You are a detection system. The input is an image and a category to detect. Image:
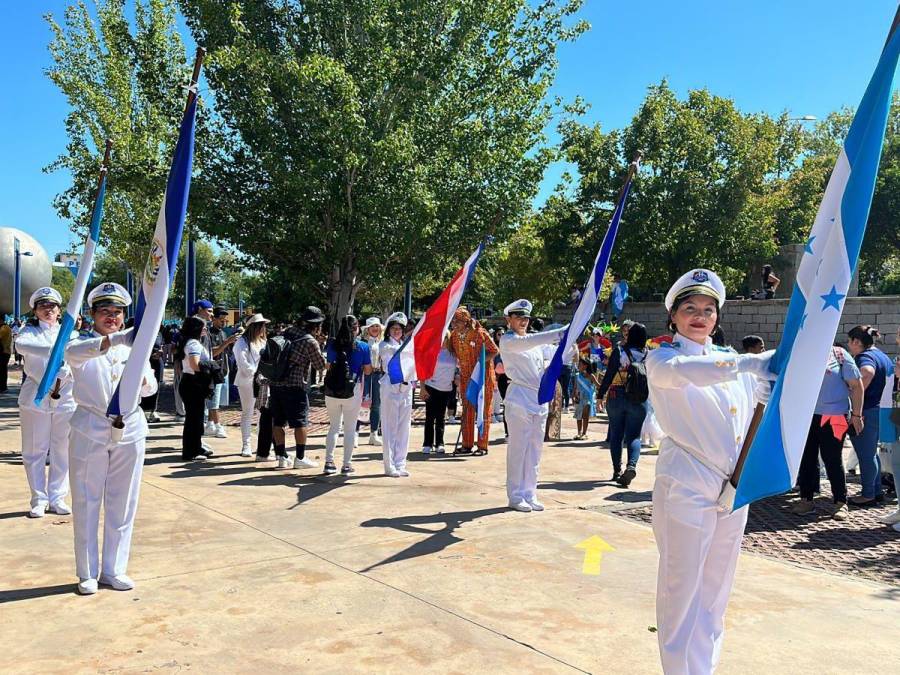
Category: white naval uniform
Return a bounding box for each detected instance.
[15,321,77,509]
[646,334,771,675]
[379,338,413,474]
[233,337,262,450]
[499,327,566,505]
[65,332,157,582]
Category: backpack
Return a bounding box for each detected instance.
[257,335,287,381]
[623,348,649,403]
[323,344,358,399]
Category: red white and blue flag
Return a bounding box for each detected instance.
[388,241,485,384]
[465,344,487,438]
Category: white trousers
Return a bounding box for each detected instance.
[381,391,412,473]
[237,381,256,448]
[652,444,748,675]
[505,405,547,503]
[69,432,145,580]
[325,395,362,466]
[20,407,73,507]
[173,363,185,416]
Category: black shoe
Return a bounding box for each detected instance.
[202,448,214,457]
[618,467,636,488]
[611,470,621,482]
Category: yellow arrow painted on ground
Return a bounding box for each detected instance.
[575,535,615,575]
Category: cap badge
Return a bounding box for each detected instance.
[691,270,709,283]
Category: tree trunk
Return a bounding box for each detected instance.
[329,259,358,335]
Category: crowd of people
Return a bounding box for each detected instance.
[4,268,899,673]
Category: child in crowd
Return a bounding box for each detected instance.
[572,357,599,440]
[742,335,765,354]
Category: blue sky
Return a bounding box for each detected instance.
[2,0,898,259]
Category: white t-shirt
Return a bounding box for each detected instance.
[425,348,457,392]
[182,338,208,374]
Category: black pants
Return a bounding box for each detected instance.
[255,406,286,458]
[424,385,451,448]
[0,351,9,391]
[179,374,208,459]
[559,366,572,408]
[798,414,848,502]
[447,382,458,417]
[497,374,510,436]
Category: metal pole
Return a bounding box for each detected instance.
[13,237,21,320]
[125,268,135,320]
[403,279,412,318]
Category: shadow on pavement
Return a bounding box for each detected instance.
[0,584,75,603]
[0,510,31,520]
[220,471,386,507]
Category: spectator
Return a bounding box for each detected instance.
[761,264,780,299]
[711,326,728,347]
[741,335,765,354]
[233,314,270,457]
[791,345,863,520]
[268,307,327,470]
[421,335,457,455]
[360,317,384,446]
[847,325,895,505]
[610,274,629,320]
[140,325,165,423]
[572,356,599,440]
[205,306,239,439]
[568,284,582,307]
[323,315,372,475]
[0,319,11,392]
[176,316,213,462]
[598,322,649,487]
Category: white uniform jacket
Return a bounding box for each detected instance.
[65,333,158,444]
[646,334,770,478]
[499,327,567,415]
[15,321,76,413]
[233,337,261,388]
[379,339,413,395]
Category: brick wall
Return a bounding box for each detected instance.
[554,296,900,358]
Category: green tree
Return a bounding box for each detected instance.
[51,266,76,304]
[180,0,587,320]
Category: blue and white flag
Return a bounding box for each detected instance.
[732,22,900,510]
[539,167,637,404]
[107,97,197,418]
[466,344,486,438]
[34,159,108,405]
[611,279,628,316]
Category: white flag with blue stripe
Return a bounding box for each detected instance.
[466,344,486,438]
[107,97,198,418]
[733,18,900,510]
[34,149,109,405]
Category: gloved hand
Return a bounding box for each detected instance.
[755,379,773,405]
[736,350,778,380]
[108,327,135,348]
[717,480,737,513]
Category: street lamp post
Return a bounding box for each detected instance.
[13,237,34,320]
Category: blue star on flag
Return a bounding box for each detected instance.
[820,285,846,311]
[804,236,816,255]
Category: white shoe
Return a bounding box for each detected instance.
[201,441,213,452]
[99,573,135,591]
[204,422,217,437]
[509,500,532,512]
[527,500,545,512]
[397,467,410,477]
[77,578,98,595]
[148,412,161,423]
[386,468,401,477]
[293,457,318,469]
[422,446,432,455]
[28,502,48,518]
[435,445,446,455]
[215,424,228,439]
[50,501,71,515]
[879,510,900,525]
[276,457,291,469]
[240,446,253,457]
[370,433,382,446]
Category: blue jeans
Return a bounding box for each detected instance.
[559,366,573,408]
[606,392,648,472]
[850,407,882,498]
[358,372,382,433]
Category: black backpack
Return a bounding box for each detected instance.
[257,335,287,381]
[323,345,358,399]
[623,348,649,403]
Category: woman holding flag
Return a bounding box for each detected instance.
[380,312,413,477]
[15,287,77,518]
[65,283,157,595]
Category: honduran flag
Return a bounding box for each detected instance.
[34,150,109,405]
[387,241,486,384]
[539,163,637,404]
[879,370,897,443]
[466,344,487,438]
[108,97,197,418]
[730,15,900,510]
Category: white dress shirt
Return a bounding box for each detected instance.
[15,321,76,413]
[499,327,567,415]
[233,337,262,387]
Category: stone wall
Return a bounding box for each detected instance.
[554,296,900,358]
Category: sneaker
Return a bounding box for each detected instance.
[323,461,338,475]
[204,422,217,437]
[201,441,213,453]
[77,578,98,595]
[831,502,849,521]
[50,501,71,516]
[240,446,253,458]
[276,456,291,469]
[369,433,382,447]
[148,412,161,423]
[434,445,446,455]
[255,454,273,462]
[618,468,636,488]
[878,510,900,525]
[422,446,432,455]
[201,447,214,458]
[527,500,545,512]
[341,464,355,475]
[386,468,401,477]
[790,499,815,515]
[28,502,48,519]
[99,573,135,591]
[215,424,228,439]
[509,499,532,512]
[293,457,318,470]
[447,416,458,424]
[397,467,410,477]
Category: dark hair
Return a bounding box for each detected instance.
[742,335,764,352]
[848,324,880,348]
[624,322,648,351]
[335,315,358,351]
[531,317,544,332]
[243,321,267,346]
[711,326,727,347]
[762,264,772,276]
[175,316,205,361]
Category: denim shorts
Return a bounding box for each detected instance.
[269,386,310,429]
[206,382,227,410]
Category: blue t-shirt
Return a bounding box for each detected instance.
[855,347,893,411]
[326,339,371,378]
[814,348,861,415]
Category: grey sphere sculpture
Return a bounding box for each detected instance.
[0,227,53,316]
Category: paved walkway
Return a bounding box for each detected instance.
[1,369,898,673]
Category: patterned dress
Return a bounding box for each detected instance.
[448,326,498,450]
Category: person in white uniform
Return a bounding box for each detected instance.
[498,299,567,512]
[15,287,77,518]
[646,269,775,674]
[233,313,270,457]
[65,283,157,595]
[379,312,414,477]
